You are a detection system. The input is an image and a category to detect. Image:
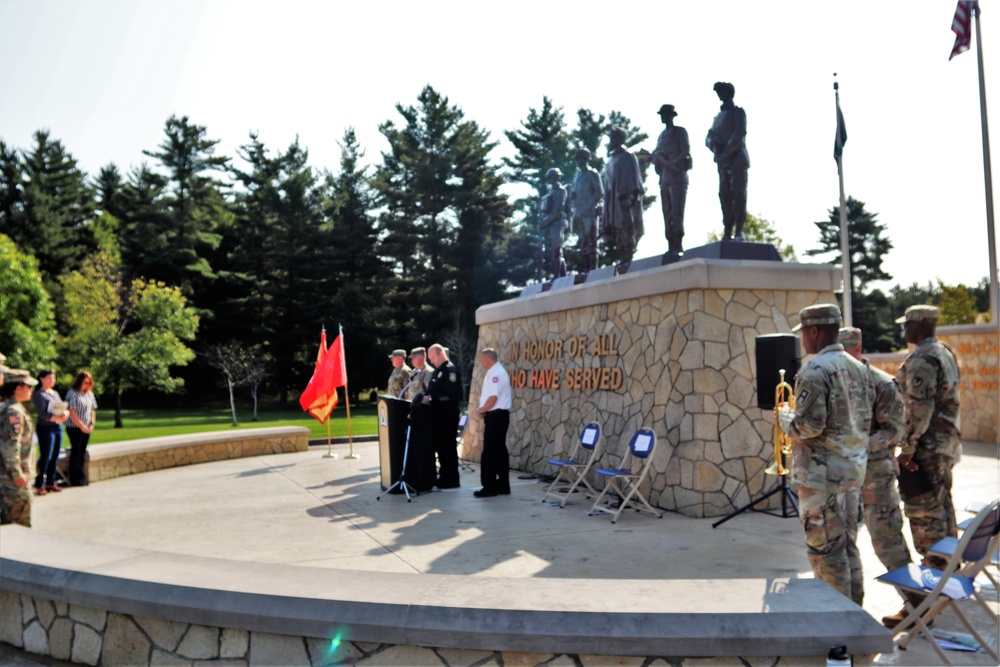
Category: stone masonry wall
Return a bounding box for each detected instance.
[88,432,309,483]
[466,286,836,519]
[0,589,827,666]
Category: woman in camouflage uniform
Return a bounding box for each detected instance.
[0,370,39,527]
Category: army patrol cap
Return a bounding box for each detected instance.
[895,304,940,324]
[409,347,426,358]
[792,303,842,331]
[3,369,38,387]
[838,327,862,348]
[387,349,406,359]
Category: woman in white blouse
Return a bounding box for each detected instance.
[65,371,97,487]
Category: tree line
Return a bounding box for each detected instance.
[1,85,990,421]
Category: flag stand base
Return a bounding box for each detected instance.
[323,453,339,459]
[346,453,361,459]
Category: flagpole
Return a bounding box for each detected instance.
[341,325,359,459]
[324,420,337,459]
[972,4,998,323]
[835,77,853,326]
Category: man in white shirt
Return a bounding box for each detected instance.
[474,348,512,498]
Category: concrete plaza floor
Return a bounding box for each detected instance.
[10,438,1000,665]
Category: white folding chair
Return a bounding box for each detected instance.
[542,423,602,508]
[587,428,662,523]
[875,498,1000,665]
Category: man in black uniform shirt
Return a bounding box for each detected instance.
[423,343,462,488]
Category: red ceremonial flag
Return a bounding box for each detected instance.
[950,1,975,60]
[299,329,345,424]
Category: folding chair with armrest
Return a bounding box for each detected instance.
[542,422,602,508]
[587,428,662,523]
[875,498,1000,666]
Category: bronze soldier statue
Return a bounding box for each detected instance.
[570,149,603,272]
[705,82,749,241]
[538,168,568,279]
[640,104,691,255]
[602,127,644,270]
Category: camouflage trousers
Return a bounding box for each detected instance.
[902,449,957,565]
[861,456,912,572]
[798,487,863,604]
[0,480,32,527]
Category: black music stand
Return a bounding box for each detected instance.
[711,452,798,528]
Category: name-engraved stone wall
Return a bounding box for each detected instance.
[465,258,841,518]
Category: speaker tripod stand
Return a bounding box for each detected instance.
[711,453,798,528]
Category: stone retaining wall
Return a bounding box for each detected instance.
[467,258,841,518]
[84,427,311,482]
[0,591,863,667]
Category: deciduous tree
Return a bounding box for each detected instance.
[0,233,56,370]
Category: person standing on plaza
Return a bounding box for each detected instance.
[779,304,872,604]
[894,305,961,567]
[423,343,462,488]
[473,349,512,498]
[386,349,411,398]
[65,370,98,487]
[404,347,432,401]
[839,328,913,583]
[32,369,67,495]
[1,370,39,527]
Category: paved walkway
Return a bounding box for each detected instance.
[13,439,1000,665]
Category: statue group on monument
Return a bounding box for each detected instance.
[539,81,749,279]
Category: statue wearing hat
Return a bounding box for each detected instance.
[639,105,691,255]
[601,126,645,270]
[705,82,750,241]
[386,349,411,398]
[570,148,604,272]
[1,369,40,527]
[538,167,568,279]
[893,304,961,572]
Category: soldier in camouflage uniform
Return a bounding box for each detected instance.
[404,347,432,401]
[895,305,961,566]
[779,305,873,604]
[1,370,39,527]
[386,349,411,398]
[839,328,912,574]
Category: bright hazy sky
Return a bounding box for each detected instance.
[1,0,997,293]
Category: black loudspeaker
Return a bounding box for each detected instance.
[755,334,801,410]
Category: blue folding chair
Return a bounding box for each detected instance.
[542,422,602,508]
[587,428,662,523]
[875,498,1000,665]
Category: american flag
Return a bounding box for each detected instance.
[950,1,976,60]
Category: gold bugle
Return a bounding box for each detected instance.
[767,369,795,476]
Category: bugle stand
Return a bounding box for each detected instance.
[712,369,799,528]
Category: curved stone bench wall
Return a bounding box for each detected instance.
[82,427,310,482]
[0,527,890,666]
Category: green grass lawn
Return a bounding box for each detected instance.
[87,404,379,444]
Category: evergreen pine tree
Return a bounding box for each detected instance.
[1,131,95,283]
[373,85,521,354]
